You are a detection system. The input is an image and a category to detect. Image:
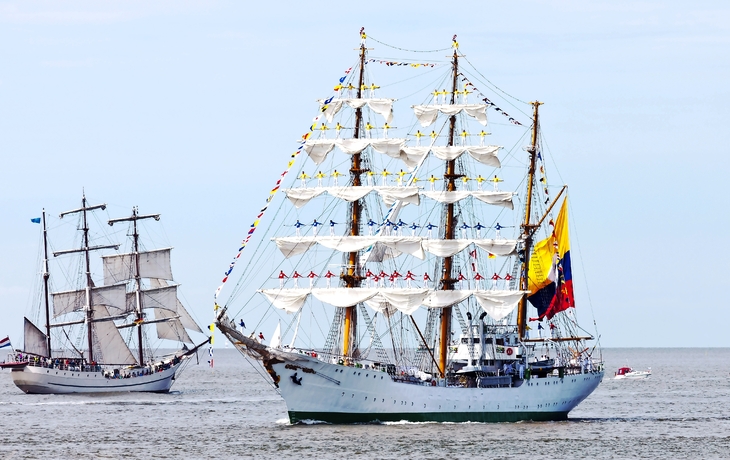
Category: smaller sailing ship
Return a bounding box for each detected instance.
[0,194,209,394]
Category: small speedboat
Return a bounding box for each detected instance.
[614,366,651,379]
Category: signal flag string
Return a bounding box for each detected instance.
[213,66,354,303]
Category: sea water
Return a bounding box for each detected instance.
[1,348,728,459]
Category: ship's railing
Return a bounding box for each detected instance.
[15,353,185,377]
[15,354,102,372]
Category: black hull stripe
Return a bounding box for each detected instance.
[289,410,569,424]
[44,374,173,389]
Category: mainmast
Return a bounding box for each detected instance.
[108,208,161,366]
[56,194,117,363]
[341,28,368,359]
[41,209,51,357]
[517,101,543,339]
[437,36,461,378]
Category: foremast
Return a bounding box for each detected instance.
[56,194,118,363]
[517,101,543,340]
[41,209,52,357]
[341,29,369,359]
[437,36,461,378]
[108,208,161,366]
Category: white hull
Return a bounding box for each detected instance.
[268,350,604,423]
[614,372,651,380]
[8,363,180,394]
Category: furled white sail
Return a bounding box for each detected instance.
[274,236,516,259]
[472,239,518,256]
[320,98,395,123]
[421,190,471,204]
[431,146,469,161]
[24,317,48,357]
[153,307,193,344]
[261,289,310,313]
[260,287,525,319]
[284,186,419,209]
[102,248,173,285]
[421,190,514,208]
[465,146,502,167]
[302,137,499,169]
[325,186,373,202]
[127,285,179,313]
[471,191,514,208]
[92,304,137,365]
[303,138,407,165]
[397,147,430,168]
[336,138,371,155]
[398,145,501,168]
[378,186,421,206]
[274,236,425,260]
[311,288,379,307]
[52,284,128,318]
[302,139,336,164]
[364,289,430,315]
[284,188,327,208]
[421,239,518,257]
[412,104,488,127]
[421,239,472,257]
[422,290,472,308]
[370,139,409,158]
[472,291,524,321]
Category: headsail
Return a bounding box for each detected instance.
[23,317,48,357]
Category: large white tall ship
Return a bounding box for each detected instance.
[1,195,209,394]
[215,30,603,423]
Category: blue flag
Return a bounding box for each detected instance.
[30,217,41,224]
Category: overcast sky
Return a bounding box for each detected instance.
[1,1,728,348]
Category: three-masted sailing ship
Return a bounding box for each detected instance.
[1,194,209,394]
[215,31,604,423]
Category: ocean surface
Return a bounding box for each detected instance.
[1,348,729,459]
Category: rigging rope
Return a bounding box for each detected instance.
[461,54,531,107]
[367,35,452,53]
[213,67,356,302]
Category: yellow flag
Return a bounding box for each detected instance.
[528,198,570,293]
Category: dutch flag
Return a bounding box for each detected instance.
[0,336,11,349]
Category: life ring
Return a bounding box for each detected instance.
[506,347,513,356]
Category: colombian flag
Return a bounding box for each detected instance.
[527,198,574,320]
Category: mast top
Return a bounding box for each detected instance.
[108,207,160,226]
[59,200,106,218]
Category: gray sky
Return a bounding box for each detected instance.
[1,1,728,348]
